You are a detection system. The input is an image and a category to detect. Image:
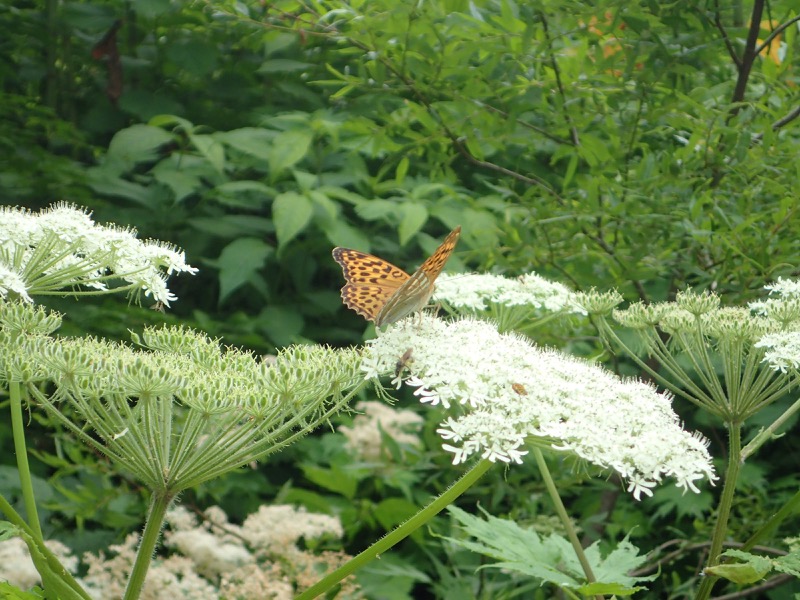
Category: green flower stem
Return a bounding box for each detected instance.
[296,458,494,600]
[694,422,742,600]
[741,395,800,461]
[124,492,175,600]
[532,448,598,591]
[740,488,800,552]
[0,495,92,600]
[596,319,713,409]
[9,380,43,541]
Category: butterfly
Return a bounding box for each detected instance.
[332,226,461,327]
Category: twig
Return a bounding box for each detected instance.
[712,0,742,68]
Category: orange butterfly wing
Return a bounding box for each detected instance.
[331,248,410,321]
[332,226,461,326]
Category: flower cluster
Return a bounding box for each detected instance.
[435,272,584,314]
[339,400,423,461]
[0,203,197,305]
[749,277,800,372]
[78,504,358,599]
[0,303,365,494]
[362,315,717,499]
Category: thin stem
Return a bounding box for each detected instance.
[741,395,800,460]
[533,448,601,599]
[296,459,494,600]
[694,423,743,600]
[9,381,43,541]
[0,494,92,599]
[123,492,175,600]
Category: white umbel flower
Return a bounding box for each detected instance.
[0,203,197,305]
[363,315,717,500]
[435,272,584,314]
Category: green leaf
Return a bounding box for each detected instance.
[774,550,800,578]
[213,181,275,209]
[0,581,45,599]
[300,464,358,498]
[273,191,313,250]
[106,125,174,171]
[398,204,428,245]
[445,506,653,593]
[217,128,274,161]
[268,129,313,176]
[254,305,305,346]
[189,133,225,173]
[208,238,273,304]
[257,59,315,73]
[395,157,409,184]
[706,549,772,584]
[374,497,419,531]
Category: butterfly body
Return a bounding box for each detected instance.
[332,226,461,326]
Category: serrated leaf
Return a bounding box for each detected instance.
[774,551,800,578]
[707,549,772,584]
[445,506,653,593]
[273,191,313,250]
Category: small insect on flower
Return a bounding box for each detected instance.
[511,383,527,395]
[395,348,414,378]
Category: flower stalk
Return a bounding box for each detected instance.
[296,458,494,600]
[533,448,598,588]
[577,288,800,599]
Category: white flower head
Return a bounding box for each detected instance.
[363,315,717,499]
[435,272,585,315]
[0,203,197,305]
[750,278,800,371]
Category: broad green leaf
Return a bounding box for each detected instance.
[189,133,225,172]
[254,305,305,346]
[300,465,357,498]
[268,129,313,176]
[209,238,272,304]
[355,199,396,221]
[187,216,271,238]
[322,220,371,251]
[214,181,275,209]
[273,191,313,250]
[398,204,428,245]
[106,125,173,170]
[374,498,419,531]
[217,128,275,161]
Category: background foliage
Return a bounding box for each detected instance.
[1,0,799,597]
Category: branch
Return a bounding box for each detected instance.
[728,0,766,117]
[712,574,794,600]
[712,0,742,68]
[754,15,800,56]
[540,11,580,146]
